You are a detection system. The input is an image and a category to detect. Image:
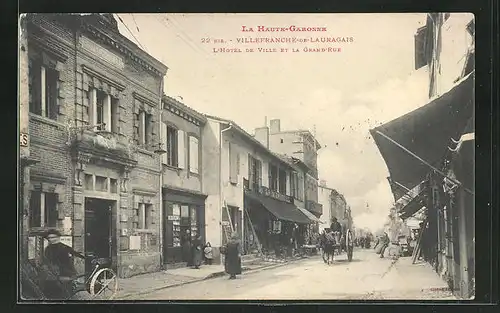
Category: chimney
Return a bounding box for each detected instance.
[319,180,327,187]
[270,119,281,134]
[254,127,269,148]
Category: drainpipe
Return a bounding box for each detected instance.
[158,80,164,267]
[219,124,233,249]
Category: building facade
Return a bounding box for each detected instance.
[266,119,323,218]
[372,13,474,299]
[202,116,316,261]
[160,96,207,267]
[317,181,333,232]
[23,13,168,278]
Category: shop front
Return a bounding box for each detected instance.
[243,185,313,257]
[162,187,207,267]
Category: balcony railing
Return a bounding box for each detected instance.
[306,200,323,215]
[71,130,137,162]
[243,178,293,204]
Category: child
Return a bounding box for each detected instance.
[204,242,213,265]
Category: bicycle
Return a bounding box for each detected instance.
[22,252,118,300]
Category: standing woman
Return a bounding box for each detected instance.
[191,234,203,269]
[224,233,242,279]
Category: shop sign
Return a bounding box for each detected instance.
[20,133,29,147]
[168,215,180,221]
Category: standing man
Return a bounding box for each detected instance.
[378,232,390,258]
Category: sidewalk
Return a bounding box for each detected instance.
[372,256,458,300]
[115,256,311,300]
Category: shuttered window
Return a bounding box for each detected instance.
[189,136,199,174]
[161,122,168,164]
[229,142,238,184]
[166,125,178,167]
[177,130,186,169]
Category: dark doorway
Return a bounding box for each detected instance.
[84,198,115,273]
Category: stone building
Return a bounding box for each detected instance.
[159,95,207,267]
[23,13,168,278]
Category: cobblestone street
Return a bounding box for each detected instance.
[131,248,456,300]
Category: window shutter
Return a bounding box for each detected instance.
[189,136,199,174]
[229,142,237,184]
[414,25,428,70]
[161,122,168,164]
[177,130,185,169]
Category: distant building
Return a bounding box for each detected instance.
[264,119,323,218]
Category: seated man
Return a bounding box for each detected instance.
[330,217,342,234]
[42,229,86,299]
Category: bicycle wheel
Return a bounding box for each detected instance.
[89,268,118,300]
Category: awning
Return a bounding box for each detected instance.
[245,191,312,224]
[398,187,428,220]
[298,207,323,223]
[370,72,474,200]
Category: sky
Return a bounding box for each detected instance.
[116,13,472,232]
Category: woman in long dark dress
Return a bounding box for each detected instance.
[224,233,242,279]
[191,234,203,269]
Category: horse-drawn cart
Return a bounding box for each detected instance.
[321,228,354,264]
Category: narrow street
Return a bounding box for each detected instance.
[134,249,455,300]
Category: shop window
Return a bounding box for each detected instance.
[84,174,93,190]
[110,178,118,193]
[95,176,108,192]
[29,191,58,228]
[28,60,59,120]
[180,205,189,218]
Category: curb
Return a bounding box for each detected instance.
[116,256,312,300]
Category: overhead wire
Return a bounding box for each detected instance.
[114,14,148,52]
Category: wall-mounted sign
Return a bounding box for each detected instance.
[129,235,141,250]
[168,215,180,221]
[20,133,29,147]
[221,221,230,226]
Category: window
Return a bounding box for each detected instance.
[268,164,278,191]
[248,155,262,190]
[84,174,93,190]
[89,88,118,132]
[166,125,178,167]
[29,191,58,228]
[229,142,238,184]
[189,136,199,174]
[139,203,153,229]
[29,60,59,120]
[298,173,304,201]
[278,168,287,194]
[110,179,118,193]
[95,176,108,192]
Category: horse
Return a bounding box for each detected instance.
[322,231,342,265]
